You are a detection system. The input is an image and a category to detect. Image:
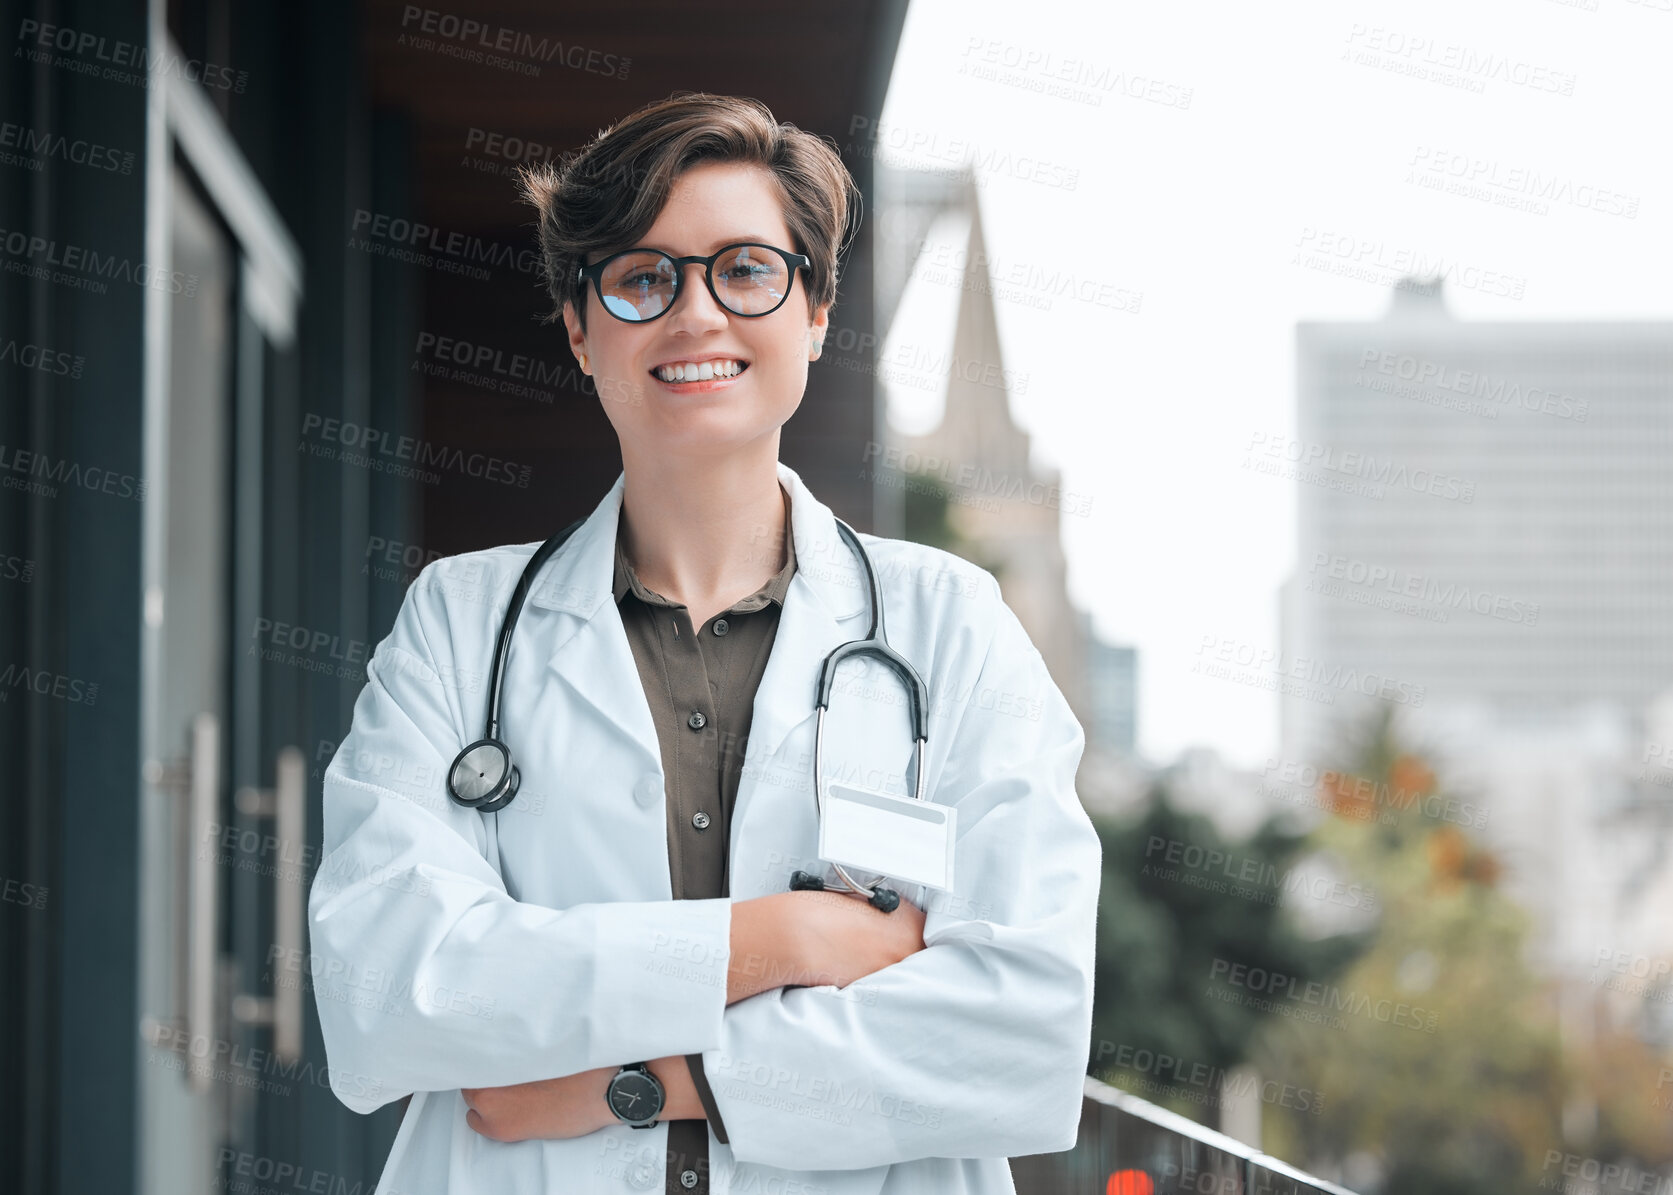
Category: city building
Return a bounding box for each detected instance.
[871,165,1142,784]
[1083,610,1139,757]
[1286,282,1673,1054]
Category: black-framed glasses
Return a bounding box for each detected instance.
[576,242,811,323]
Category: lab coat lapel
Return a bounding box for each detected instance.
[520,464,870,815]
[734,465,869,829]
[523,473,663,773]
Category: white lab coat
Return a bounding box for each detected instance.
[308,461,1101,1195]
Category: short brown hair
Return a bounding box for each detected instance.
[519,92,860,333]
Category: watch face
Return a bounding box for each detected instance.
[608,1069,663,1122]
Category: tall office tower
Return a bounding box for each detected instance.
[1285,283,1673,1010]
[1080,609,1138,758]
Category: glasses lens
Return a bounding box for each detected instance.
[712,245,791,316]
[598,251,677,321]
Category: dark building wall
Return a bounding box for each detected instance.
[0,0,150,1190]
[0,2,906,1192]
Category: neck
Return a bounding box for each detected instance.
[617,439,789,614]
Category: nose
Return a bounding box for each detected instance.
[664,261,730,332]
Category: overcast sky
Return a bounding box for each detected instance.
[875,0,1673,769]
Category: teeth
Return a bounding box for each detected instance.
[655,359,746,382]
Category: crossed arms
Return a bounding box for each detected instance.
[458,888,928,1141]
[308,575,1097,1170]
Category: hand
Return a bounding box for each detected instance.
[787,886,927,990]
[461,1066,616,1142]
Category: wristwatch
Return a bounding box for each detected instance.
[605,1061,665,1129]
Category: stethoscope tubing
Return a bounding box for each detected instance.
[813,703,928,906]
[447,511,933,911]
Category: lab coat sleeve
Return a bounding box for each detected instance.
[701,593,1100,1168]
[307,570,731,1115]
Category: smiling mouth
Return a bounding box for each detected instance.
[650,360,750,384]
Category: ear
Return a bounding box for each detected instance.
[562,300,588,372]
[807,301,831,361]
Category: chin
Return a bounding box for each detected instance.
[637,419,782,460]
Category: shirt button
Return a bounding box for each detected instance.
[680,1170,698,1190]
[687,710,707,731]
[692,811,711,831]
[712,618,729,636]
[626,1152,658,1191]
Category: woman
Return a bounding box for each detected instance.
[308,93,1101,1195]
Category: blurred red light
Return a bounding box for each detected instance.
[1107,1169,1155,1195]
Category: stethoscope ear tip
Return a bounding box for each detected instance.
[788,869,900,914]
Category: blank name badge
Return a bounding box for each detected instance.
[817,783,956,892]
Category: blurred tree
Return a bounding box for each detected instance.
[1576,1024,1673,1180]
[1087,772,1370,1126]
[898,470,1005,584]
[900,467,1671,1184]
[1256,706,1574,1194]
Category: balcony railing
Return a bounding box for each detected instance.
[1009,1075,1361,1195]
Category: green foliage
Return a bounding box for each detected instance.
[1255,707,1571,1193]
[1085,701,1673,1194]
[1088,780,1370,1123]
[899,470,1005,584]
[901,471,959,554]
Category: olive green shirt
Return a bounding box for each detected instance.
[612,501,796,1195]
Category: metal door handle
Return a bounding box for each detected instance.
[139,712,221,1093]
[230,746,306,1061]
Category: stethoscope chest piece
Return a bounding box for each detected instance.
[449,738,520,813]
[444,519,583,818]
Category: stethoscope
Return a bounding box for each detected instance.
[446,515,929,913]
